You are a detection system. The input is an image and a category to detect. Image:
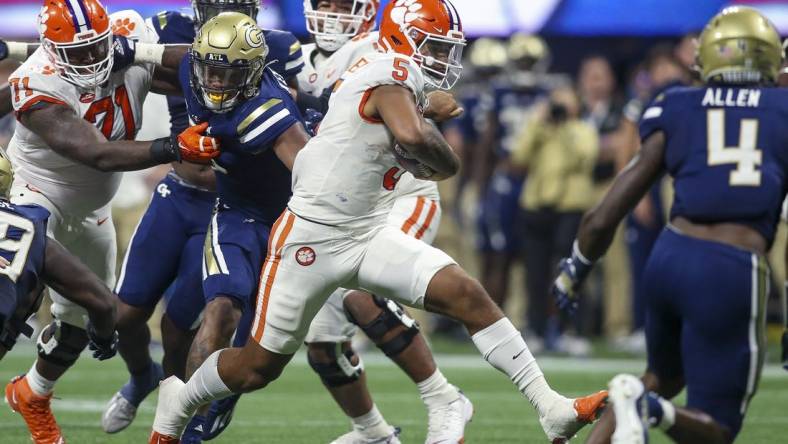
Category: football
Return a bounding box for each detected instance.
[393,143,436,179]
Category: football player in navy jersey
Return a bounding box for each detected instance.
[174,13,308,443]
[553,7,786,443]
[0,147,120,441]
[102,0,305,438]
[476,34,565,311]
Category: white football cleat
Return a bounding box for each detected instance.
[102,391,138,433]
[150,376,191,440]
[330,426,401,444]
[538,390,608,444]
[425,391,474,444]
[609,374,648,444]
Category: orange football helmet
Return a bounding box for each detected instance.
[304,0,379,52]
[37,0,113,89]
[378,0,466,90]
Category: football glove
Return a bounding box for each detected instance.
[552,241,594,315]
[87,322,118,361]
[177,122,221,164]
[111,35,136,73]
[303,108,324,137]
[0,39,7,62]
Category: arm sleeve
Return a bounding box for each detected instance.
[638,92,669,142]
[232,96,300,154]
[282,36,305,80]
[264,30,305,81]
[146,11,195,44]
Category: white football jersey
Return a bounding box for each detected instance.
[289,50,432,228]
[6,10,157,214]
[298,32,439,203]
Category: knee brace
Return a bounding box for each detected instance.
[352,296,420,357]
[36,320,89,367]
[307,343,364,387]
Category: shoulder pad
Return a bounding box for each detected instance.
[9,54,73,114]
[148,10,196,44]
[110,10,158,43]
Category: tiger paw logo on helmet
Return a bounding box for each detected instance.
[391,0,423,26]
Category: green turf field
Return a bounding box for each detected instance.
[1,346,786,443]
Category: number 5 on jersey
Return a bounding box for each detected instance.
[707,109,761,186]
[392,59,410,82]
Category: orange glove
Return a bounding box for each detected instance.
[177,122,221,164]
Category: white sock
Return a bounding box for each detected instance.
[177,350,234,414]
[26,362,56,396]
[417,369,460,409]
[351,405,392,439]
[471,318,562,416]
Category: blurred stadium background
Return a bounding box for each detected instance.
[0,1,787,442]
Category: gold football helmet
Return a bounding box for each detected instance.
[0,148,14,200]
[508,33,550,73]
[469,38,507,72]
[697,6,783,84]
[190,12,268,112]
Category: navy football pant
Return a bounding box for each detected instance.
[644,227,767,437]
[116,174,215,331]
[202,201,271,348]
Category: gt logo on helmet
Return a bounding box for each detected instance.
[245,27,264,48]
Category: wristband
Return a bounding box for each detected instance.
[150,136,180,164]
[6,41,30,62]
[134,42,165,65]
[572,240,593,266]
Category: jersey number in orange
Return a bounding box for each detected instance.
[84,86,136,140]
[392,59,410,82]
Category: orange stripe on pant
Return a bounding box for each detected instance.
[251,211,296,343]
[400,197,426,235]
[415,200,437,240]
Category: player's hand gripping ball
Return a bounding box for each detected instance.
[178,122,221,164]
[424,91,464,122]
[393,143,435,179]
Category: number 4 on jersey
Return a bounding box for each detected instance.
[707,109,761,186]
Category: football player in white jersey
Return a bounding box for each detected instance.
[2,1,219,441]
[149,2,607,444]
[297,2,470,443]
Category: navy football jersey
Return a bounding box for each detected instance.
[0,202,49,321]
[180,57,304,223]
[149,11,305,135]
[640,86,788,245]
[490,81,546,157]
[448,86,491,145]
